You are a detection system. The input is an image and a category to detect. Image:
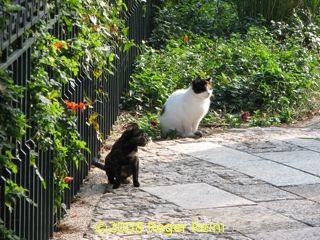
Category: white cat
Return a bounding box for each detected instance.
[160,77,212,138]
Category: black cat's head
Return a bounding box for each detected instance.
[121,123,148,147]
[191,77,212,99]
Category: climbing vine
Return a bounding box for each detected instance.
[28,0,133,209]
[0,69,29,239]
[1,0,135,236]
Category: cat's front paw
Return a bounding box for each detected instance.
[112,182,121,189]
[194,131,203,138]
[133,181,140,187]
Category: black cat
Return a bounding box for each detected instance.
[92,123,148,189]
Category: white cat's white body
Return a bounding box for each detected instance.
[160,85,211,137]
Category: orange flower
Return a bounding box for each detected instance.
[109,24,118,34]
[64,100,78,112]
[82,15,89,22]
[77,102,88,111]
[53,42,66,49]
[183,34,189,44]
[92,25,99,32]
[64,176,74,183]
[64,100,89,112]
[150,120,158,128]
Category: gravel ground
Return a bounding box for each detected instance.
[52,114,320,240]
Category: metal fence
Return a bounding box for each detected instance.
[0,0,154,239]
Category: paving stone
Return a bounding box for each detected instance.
[168,142,320,186]
[215,234,253,240]
[167,142,260,165]
[247,227,320,240]
[140,153,263,188]
[282,184,320,202]
[234,139,302,153]
[260,199,320,226]
[255,150,320,176]
[212,168,265,185]
[166,141,221,154]
[54,125,320,240]
[220,183,301,202]
[195,205,306,235]
[142,183,255,209]
[285,138,320,152]
[230,160,320,186]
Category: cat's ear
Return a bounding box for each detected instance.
[193,76,202,82]
[121,123,139,140]
[205,77,212,82]
[124,122,139,130]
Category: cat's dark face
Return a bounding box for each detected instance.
[123,123,148,147]
[191,77,212,98]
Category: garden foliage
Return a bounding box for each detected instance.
[123,0,320,135]
[1,0,132,236]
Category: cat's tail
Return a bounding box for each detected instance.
[91,157,106,170]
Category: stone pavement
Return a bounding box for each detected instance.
[53,120,320,240]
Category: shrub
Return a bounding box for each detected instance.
[121,0,320,135]
[122,40,209,112]
[150,0,237,48]
[123,26,320,127]
[230,0,304,22]
[209,26,320,120]
[230,0,320,23]
[270,11,320,52]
